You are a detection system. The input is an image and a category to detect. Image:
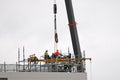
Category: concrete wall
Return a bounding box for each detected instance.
[0,72,87,80]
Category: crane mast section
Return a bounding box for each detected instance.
[64,0,82,58]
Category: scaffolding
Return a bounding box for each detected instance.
[0,57,91,72]
[0,47,91,72]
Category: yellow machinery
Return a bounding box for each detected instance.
[27,54,38,62]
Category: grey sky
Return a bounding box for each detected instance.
[0,0,120,80]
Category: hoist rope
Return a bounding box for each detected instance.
[54,0,56,4]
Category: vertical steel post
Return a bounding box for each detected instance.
[83,50,86,72]
[4,61,6,72]
[18,48,20,72]
[23,46,25,71]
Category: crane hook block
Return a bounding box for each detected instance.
[54,4,57,14]
[55,33,58,43]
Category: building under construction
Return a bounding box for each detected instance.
[0,0,91,80]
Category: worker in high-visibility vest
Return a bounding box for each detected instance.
[44,50,50,59]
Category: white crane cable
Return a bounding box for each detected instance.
[53,0,58,52]
[54,0,56,4]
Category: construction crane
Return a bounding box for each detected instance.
[25,0,91,72]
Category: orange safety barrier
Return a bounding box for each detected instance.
[37,58,91,63]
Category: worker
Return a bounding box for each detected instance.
[44,50,50,59]
[55,49,60,56]
[51,53,57,58]
[68,53,71,58]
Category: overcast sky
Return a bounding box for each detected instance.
[0,0,120,80]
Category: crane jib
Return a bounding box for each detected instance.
[65,0,83,72]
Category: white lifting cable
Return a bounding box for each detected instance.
[53,0,58,52]
[54,0,56,4]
